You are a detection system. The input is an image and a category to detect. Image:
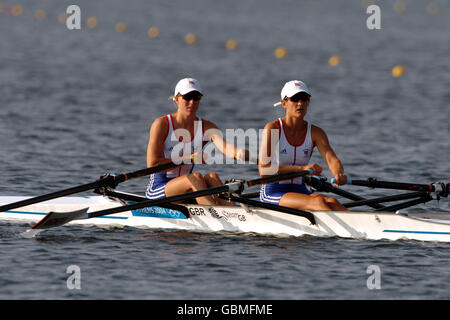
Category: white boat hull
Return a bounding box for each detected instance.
[1,196,450,242]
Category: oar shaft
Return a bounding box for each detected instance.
[374,194,433,212]
[0,180,102,212]
[345,178,435,192]
[0,162,179,212]
[114,161,178,185]
[327,187,386,210]
[306,176,385,210]
[343,191,428,208]
[247,169,313,187]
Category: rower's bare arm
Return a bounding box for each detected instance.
[147,117,172,168]
[204,120,250,161]
[258,122,277,177]
[312,125,347,185]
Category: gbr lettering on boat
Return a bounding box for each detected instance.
[188,207,206,216]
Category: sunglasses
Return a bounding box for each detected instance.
[180,92,202,102]
[288,93,310,103]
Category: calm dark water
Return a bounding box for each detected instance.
[0,0,449,299]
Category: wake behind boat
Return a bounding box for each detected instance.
[0,165,449,242]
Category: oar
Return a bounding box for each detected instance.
[374,194,433,212]
[245,169,312,187]
[342,191,429,208]
[0,162,179,213]
[31,169,314,230]
[306,176,385,210]
[332,178,449,198]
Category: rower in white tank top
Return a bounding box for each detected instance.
[259,79,348,211]
[145,77,250,205]
[273,118,314,185]
[146,114,203,199]
[163,113,203,178]
[260,118,313,204]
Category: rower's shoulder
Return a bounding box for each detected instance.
[150,115,170,132]
[311,124,326,135]
[264,119,281,130]
[310,124,329,142]
[201,119,219,130]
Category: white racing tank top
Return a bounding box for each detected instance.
[163,114,203,178]
[272,118,314,184]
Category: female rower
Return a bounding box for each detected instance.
[146,78,248,206]
[258,80,348,211]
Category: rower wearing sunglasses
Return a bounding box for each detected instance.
[258,80,348,211]
[146,78,248,205]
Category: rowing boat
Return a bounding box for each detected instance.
[1,164,448,242]
[2,194,450,242]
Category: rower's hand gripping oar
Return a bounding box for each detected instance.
[30,169,314,230]
[0,161,180,213]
